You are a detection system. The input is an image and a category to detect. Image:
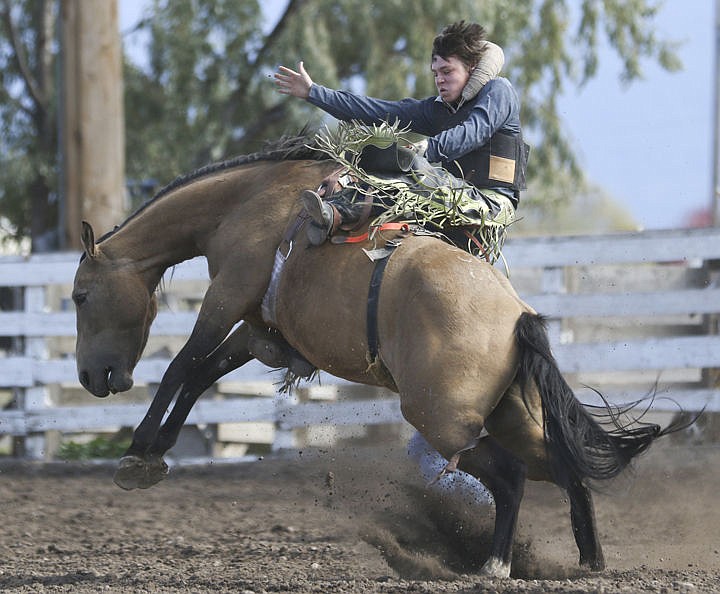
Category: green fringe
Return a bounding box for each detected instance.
[310,121,511,263]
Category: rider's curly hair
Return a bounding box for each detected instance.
[431,21,488,68]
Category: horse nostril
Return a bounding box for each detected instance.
[79,371,90,387]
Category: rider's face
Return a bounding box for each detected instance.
[431,55,471,104]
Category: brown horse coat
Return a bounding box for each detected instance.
[73,152,681,577]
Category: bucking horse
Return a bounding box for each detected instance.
[72,137,684,578]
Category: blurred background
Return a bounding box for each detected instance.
[0,0,717,254]
[2,1,719,462]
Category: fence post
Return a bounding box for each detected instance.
[700,259,720,438]
[273,390,298,451]
[21,286,53,459]
[541,266,566,345]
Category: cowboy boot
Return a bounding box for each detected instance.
[301,190,341,246]
[302,188,369,245]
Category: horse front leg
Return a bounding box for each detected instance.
[151,323,256,457]
[114,285,245,489]
[113,356,193,490]
[114,323,256,490]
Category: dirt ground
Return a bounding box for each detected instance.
[0,437,718,593]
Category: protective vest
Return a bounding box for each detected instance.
[446,131,530,197]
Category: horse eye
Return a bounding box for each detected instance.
[72,292,88,306]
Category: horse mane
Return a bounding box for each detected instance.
[154,131,328,201]
[93,131,327,246]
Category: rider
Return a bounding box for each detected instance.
[274,21,528,245]
[254,23,512,374]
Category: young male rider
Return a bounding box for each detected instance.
[254,22,517,372]
[265,23,526,494]
[274,21,527,245]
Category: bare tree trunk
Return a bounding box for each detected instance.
[60,0,125,249]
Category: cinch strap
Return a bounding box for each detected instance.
[261,212,310,326]
[366,244,397,361]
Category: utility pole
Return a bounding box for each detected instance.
[59,0,125,250]
[713,0,720,225]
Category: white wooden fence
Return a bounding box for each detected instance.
[1,227,719,459]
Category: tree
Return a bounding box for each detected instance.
[122,0,681,209]
[60,0,125,249]
[0,0,57,251]
[0,0,681,246]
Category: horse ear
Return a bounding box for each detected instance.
[80,221,98,259]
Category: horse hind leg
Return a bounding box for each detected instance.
[566,476,605,571]
[486,377,606,572]
[457,437,528,579]
[459,439,606,576]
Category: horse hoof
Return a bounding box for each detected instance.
[479,557,511,579]
[113,455,169,490]
[580,556,605,572]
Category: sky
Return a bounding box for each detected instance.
[555,1,714,230]
[118,0,715,231]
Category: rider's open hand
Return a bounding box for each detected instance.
[274,61,313,99]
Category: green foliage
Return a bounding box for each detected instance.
[0,0,57,249]
[57,436,132,461]
[0,0,681,241]
[123,0,681,215]
[124,0,265,189]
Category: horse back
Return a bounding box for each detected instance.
[274,231,529,388]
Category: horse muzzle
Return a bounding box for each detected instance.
[79,366,134,397]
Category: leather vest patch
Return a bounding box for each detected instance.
[447,131,529,195]
[489,155,516,185]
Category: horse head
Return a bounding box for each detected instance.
[73,221,158,397]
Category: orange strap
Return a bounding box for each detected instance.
[331,222,410,245]
[463,229,491,262]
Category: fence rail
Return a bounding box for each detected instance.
[1,227,719,459]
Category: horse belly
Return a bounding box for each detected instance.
[273,243,388,385]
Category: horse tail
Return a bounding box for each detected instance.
[513,312,677,486]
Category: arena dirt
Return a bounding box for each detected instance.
[0,438,718,593]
